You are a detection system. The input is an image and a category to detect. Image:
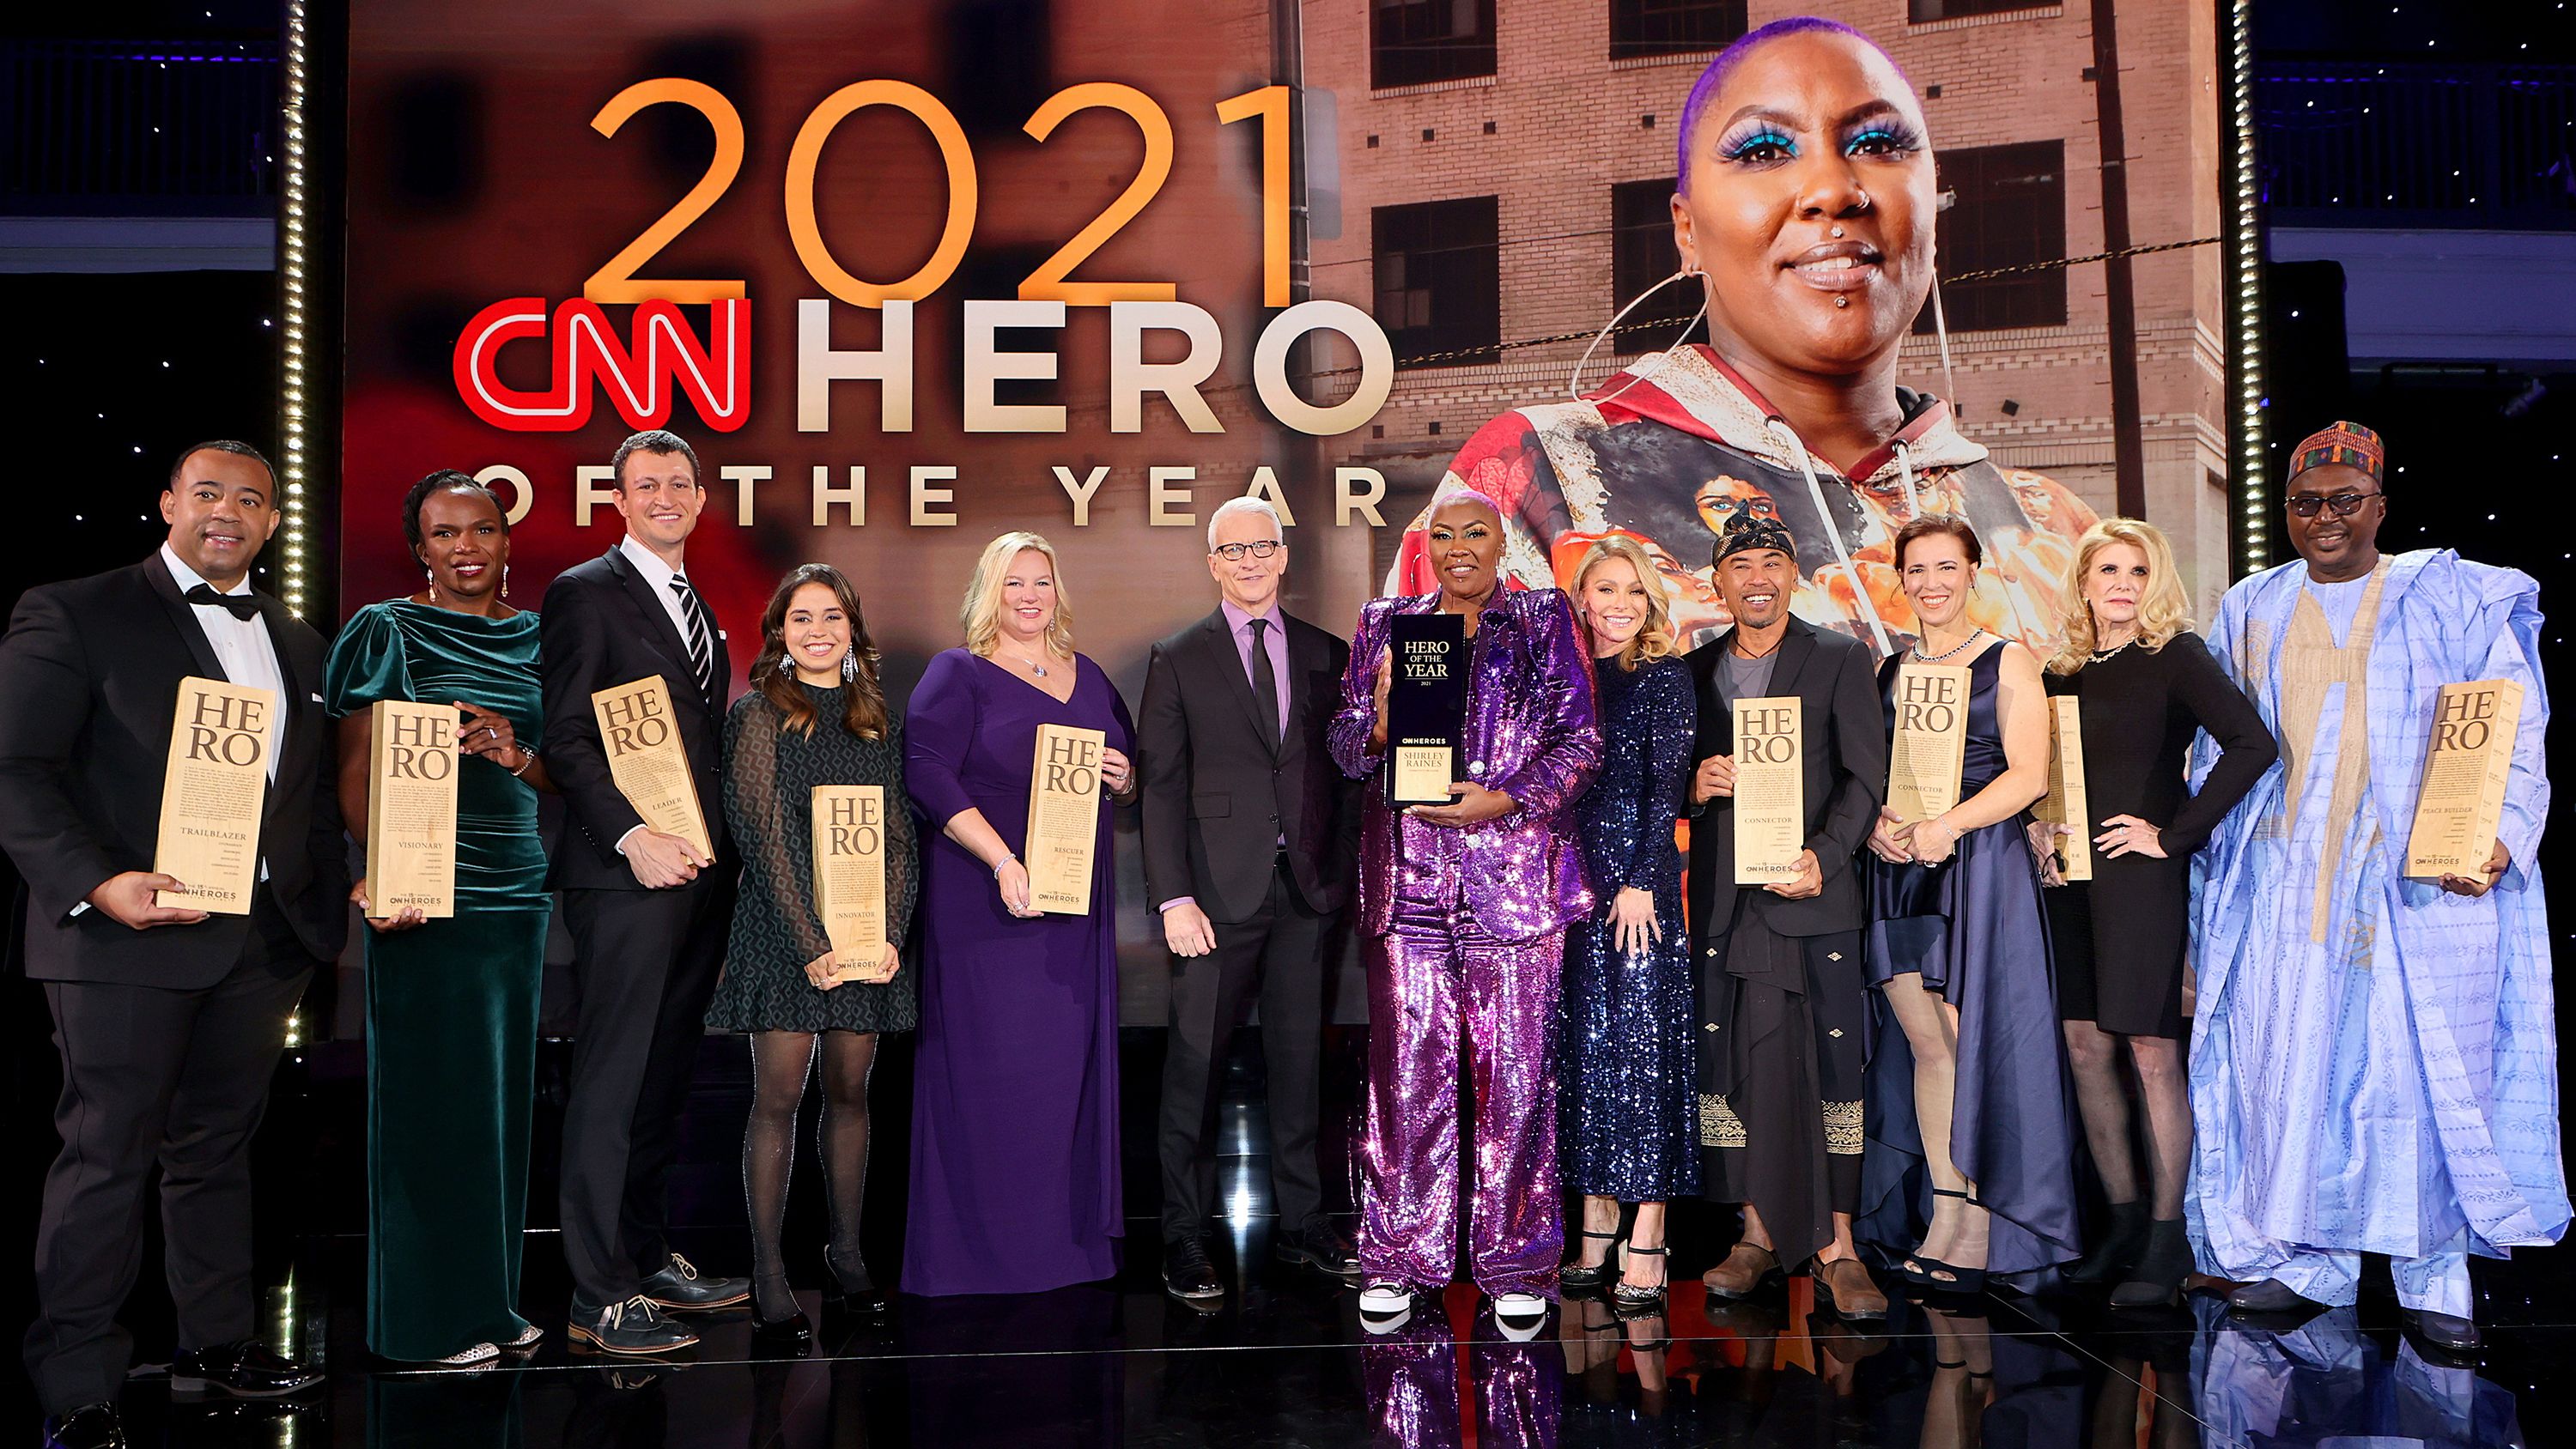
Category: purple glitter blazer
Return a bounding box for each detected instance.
[1329,587,1603,943]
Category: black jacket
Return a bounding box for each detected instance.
[1684,615,1887,939]
[1138,606,1355,923]
[539,546,733,890]
[0,555,347,985]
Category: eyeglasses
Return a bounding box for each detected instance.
[2287,490,2380,518]
[1212,540,1282,561]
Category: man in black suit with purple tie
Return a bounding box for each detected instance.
[0,442,345,1449]
[538,429,750,1355]
[1138,496,1360,1305]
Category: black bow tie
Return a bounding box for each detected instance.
[185,584,261,621]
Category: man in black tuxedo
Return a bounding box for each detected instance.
[0,442,344,1449]
[1682,514,1889,1322]
[539,429,748,1355]
[1138,496,1360,1304]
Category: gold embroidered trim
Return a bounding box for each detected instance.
[1699,1093,1748,1149]
[1823,1100,1864,1155]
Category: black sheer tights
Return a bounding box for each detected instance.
[744,1029,878,1320]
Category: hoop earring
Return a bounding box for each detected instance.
[1570,268,1710,403]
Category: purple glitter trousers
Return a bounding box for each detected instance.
[1361,893,1564,1296]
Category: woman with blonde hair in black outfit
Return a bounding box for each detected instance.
[2035,519,2275,1307]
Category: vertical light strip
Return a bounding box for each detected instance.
[277,0,313,618]
[2227,0,2268,574]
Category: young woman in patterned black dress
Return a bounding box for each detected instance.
[705,564,918,1347]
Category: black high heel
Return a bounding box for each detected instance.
[749,1275,812,1353]
[2067,1200,2150,1287]
[1612,1244,1668,1311]
[2108,1219,2190,1309]
[1907,1188,1989,1296]
[823,1246,890,1319]
[1561,1230,1626,1298]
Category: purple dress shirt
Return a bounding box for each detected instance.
[1329,587,1602,943]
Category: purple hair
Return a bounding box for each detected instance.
[1676,16,1912,194]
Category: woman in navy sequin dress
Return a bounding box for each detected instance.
[1558,537,1700,1309]
[1856,516,2079,1291]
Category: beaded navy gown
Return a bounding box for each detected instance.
[1559,652,1699,1202]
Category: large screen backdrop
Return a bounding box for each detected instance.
[341,0,2228,1020]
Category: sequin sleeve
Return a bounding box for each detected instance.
[1623,658,1694,890]
[1329,597,1397,780]
[1487,590,1601,817]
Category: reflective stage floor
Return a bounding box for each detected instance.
[33,1033,2568,1447]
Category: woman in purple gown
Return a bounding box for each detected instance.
[901,531,1138,1296]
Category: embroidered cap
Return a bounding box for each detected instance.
[2290,421,2385,482]
[1712,511,1796,567]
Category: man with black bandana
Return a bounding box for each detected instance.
[1684,513,1890,1320]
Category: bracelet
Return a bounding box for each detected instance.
[509,753,538,778]
[993,853,1018,878]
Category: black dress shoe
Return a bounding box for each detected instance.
[639,1253,750,1311]
[1275,1221,1364,1281]
[1163,1235,1224,1304]
[41,1403,124,1449]
[2402,1307,2482,1353]
[2226,1278,2324,1316]
[169,1341,323,1398]
[568,1295,700,1355]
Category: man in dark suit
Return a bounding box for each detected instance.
[0,442,345,1449]
[1138,496,1360,1303]
[539,429,748,1355]
[1682,514,1890,1322]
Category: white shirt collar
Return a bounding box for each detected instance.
[161,543,251,598]
[619,532,687,591]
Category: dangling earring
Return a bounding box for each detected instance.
[842,648,860,684]
[424,567,438,605]
[1570,267,1710,403]
[776,652,796,676]
[501,564,510,601]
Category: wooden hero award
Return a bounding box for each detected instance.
[152,676,278,914]
[1386,611,1468,806]
[1027,724,1108,914]
[1885,662,1971,827]
[811,785,888,980]
[1731,696,1806,885]
[591,676,714,858]
[2037,695,2093,882]
[364,700,460,919]
[2404,678,2523,879]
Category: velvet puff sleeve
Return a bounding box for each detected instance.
[324,603,414,718]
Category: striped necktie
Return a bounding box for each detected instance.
[670,575,717,702]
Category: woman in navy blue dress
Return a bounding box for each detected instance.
[902,532,1138,1297]
[1857,516,2079,1290]
[1557,537,1698,1311]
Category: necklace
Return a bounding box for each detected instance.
[999,646,1054,678]
[2089,637,2136,664]
[1911,627,1984,664]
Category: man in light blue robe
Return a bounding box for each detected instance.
[2185,421,2562,1354]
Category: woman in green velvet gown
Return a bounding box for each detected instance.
[327,471,555,1368]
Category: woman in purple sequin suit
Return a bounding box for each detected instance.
[1330,491,1602,1325]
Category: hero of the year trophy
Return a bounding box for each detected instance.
[811,784,888,981]
[1027,724,1108,914]
[1386,611,1468,807]
[1884,662,1971,829]
[152,676,278,914]
[1731,696,1806,885]
[590,676,714,859]
[2404,678,2524,879]
[364,699,460,919]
